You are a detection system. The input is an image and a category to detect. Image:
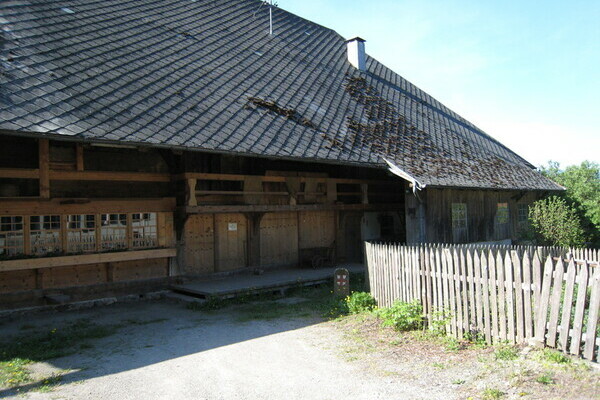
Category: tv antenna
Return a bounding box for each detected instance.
[253,0,278,35]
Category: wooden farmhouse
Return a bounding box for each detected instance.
[0,0,562,305]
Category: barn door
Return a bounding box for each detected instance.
[182,214,215,274]
[215,214,247,271]
[260,212,298,267]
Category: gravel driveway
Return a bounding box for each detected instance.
[1,300,450,400]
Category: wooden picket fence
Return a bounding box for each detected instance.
[365,242,600,361]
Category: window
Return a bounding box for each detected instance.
[451,203,468,243]
[101,214,128,250]
[1,212,165,257]
[517,204,529,225]
[131,213,157,249]
[451,203,467,229]
[0,216,24,257]
[30,215,61,255]
[67,214,96,253]
[496,203,509,224]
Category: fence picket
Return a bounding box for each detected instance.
[496,251,507,342]
[489,251,499,343]
[466,249,476,332]
[511,251,524,343]
[583,265,600,360]
[453,249,464,339]
[522,252,534,339]
[505,252,516,344]
[570,264,589,356]
[559,259,576,352]
[534,256,554,344]
[547,258,565,348]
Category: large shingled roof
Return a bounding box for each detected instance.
[0,0,562,190]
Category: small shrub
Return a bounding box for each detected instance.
[376,300,423,331]
[494,344,519,361]
[346,292,377,314]
[528,196,586,247]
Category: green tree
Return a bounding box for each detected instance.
[528,196,586,247]
[540,161,600,246]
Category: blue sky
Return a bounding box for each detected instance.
[280,0,599,168]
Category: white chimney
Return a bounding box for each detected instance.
[346,37,366,71]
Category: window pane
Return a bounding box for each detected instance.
[30,215,61,255]
[0,216,24,257]
[496,203,509,224]
[101,214,127,250]
[131,212,157,249]
[67,214,96,253]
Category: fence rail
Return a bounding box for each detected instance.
[365,242,600,361]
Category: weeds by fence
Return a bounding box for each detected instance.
[365,242,600,361]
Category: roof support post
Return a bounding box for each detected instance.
[38,138,50,198]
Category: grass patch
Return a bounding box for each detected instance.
[536,348,571,364]
[0,358,31,388]
[482,388,505,399]
[0,318,120,390]
[494,344,519,361]
[35,373,63,392]
[535,373,554,385]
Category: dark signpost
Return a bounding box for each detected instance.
[334,267,350,297]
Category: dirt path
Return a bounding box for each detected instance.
[1,301,453,400]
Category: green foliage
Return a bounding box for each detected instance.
[535,374,554,385]
[537,348,571,364]
[376,299,423,331]
[528,196,586,247]
[481,388,505,399]
[0,358,31,388]
[540,161,600,245]
[494,344,519,361]
[345,292,377,314]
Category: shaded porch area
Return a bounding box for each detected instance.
[171,264,365,300]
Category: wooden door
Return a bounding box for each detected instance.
[183,214,215,274]
[299,211,335,249]
[344,213,363,262]
[215,213,247,271]
[260,212,298,267]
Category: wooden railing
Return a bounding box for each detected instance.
[365,242,600,362]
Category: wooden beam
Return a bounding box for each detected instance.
[184,203,403,214]
[76,144,84,171]
[0,168,40,179]
[48,170,171,182]
[176,172,394,186]
[38,139,50,198]
[186,178,197,206]
[0,197,176,215]
[0,248,177,272]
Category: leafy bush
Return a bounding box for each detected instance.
[346,292,377,314]
[376,299,423,331]
[528,196,586,247]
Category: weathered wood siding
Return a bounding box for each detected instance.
[260,212,298,267]
[406,188,541,244]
